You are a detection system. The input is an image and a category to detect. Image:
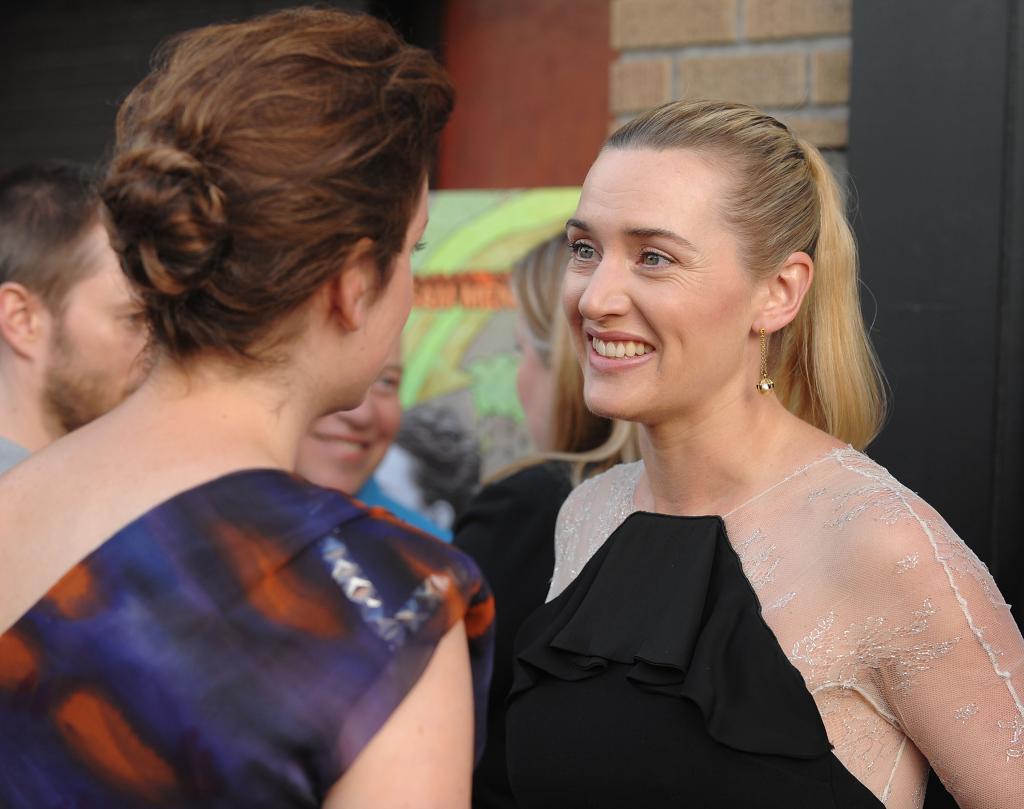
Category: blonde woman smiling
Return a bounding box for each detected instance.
[505,100,1024,809]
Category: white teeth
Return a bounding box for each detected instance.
[591,337,653,359]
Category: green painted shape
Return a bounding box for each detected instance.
[402,309,493,406]
[468,222,566,268]
[467,352,524,421]
[402,189,578,421]
[417,310,491,399]
[401,310,432,359]
[412,191,511,273]
[399,307,466,408]
[416,188,580,275]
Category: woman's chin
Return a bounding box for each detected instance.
[584,389,643,424]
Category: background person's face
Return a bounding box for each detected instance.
[296,340,403,494]
[42,224,149,434]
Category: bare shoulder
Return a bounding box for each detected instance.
[0,434,107,631]
[0,431,95,542]
[0,418,213,632]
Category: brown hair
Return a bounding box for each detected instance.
[103,7,454,361]
[607,100,885,449]
[0,161,104,311]
[506,233,639,485]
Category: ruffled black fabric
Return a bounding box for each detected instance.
[507,512,884,808]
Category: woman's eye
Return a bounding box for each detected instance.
[640,251,668,267]
[571,242,596,260]
[374,375,401,393]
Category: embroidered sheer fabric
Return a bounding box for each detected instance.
[548,448,1024,809]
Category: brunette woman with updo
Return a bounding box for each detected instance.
[0,9,492,808]
[505,101,1024,808]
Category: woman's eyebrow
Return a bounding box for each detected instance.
[625,227,700,255]
[565,220,700,258]
[567,219,700,256]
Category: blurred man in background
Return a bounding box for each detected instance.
[0,162,149,474]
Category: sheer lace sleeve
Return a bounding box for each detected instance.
[855,498,1024,808]
[775,452,1024,808]
[720,448,1024,807]
[548,462,642,601]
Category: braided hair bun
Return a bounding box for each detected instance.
[102,8,452,360]
[105,145,228,299]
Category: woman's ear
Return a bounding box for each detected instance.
[754,250,814,333]
[326,238,379,332]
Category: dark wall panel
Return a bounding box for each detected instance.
[849,0,1017,565]
[993,0,1024,633]
[849,3,1023,806]
[0,0,368,173]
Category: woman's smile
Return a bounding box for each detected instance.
[586,329,657,370]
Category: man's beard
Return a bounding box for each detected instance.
[40,322,146,435]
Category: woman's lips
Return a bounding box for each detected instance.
[590,335,655,359]
[586,335,656,371]
[312,434,371,451]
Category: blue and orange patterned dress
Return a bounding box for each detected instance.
[0,469,494,807]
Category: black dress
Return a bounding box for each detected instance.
[505,511,885,808]
[455,462,573,809]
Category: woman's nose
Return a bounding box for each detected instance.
[577,258,630,321]
[335,396,375,430]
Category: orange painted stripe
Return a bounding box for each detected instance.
[0,631,37,688]
[56,690,175,798]
[413,272,516,309]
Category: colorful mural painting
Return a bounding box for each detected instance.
[400,187,580,477]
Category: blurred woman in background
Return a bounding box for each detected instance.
[0,9,491,808]
[454,233,636,809]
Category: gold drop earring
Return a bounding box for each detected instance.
[756,328,775,394]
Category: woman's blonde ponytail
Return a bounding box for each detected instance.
[776,142,886,449]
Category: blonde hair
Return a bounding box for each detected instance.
[503,233,639,485]
[607,100,885,449]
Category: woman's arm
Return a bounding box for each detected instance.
[866,509,1024,808]
[324,621,473,809]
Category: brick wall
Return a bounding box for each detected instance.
[609,0,852,165]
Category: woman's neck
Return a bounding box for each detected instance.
[636,389,836,517]
[120,354,318,472]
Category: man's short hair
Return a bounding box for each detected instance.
[0,161,104,311]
